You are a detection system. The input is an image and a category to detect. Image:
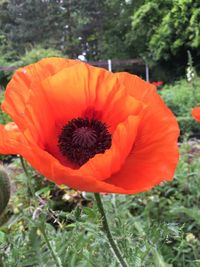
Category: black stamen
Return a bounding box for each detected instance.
[58,117,112,166]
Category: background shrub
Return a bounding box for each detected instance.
[0,46,65,87]
[13,46,64,67]
[160,78,200,136]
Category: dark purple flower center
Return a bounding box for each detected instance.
[58,117,112,166]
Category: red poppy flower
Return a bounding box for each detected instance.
[192,107,200,122]
[0,58,179,194]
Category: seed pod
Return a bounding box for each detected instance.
[0,167,11,216]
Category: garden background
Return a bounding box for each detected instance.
[0,0,200,266]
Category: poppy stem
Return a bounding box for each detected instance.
[20,156,35,197]
[94,193,129,267]
[19,157,62,267]
[40,226,62,267]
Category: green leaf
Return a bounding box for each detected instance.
[171,206,200,226]
[151,247,172,267]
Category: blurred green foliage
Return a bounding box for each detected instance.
[0,91,11,125]
[0,0,199,80]
[0,46,64,86]
[160,78,200,136]
[127,0,200,69]
[149,1,200,61]
[13,46,64,67]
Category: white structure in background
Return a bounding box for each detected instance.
[107,59,149,81]
[78,54,87,62]
[107,59,112,72]
[145,64,149,82]
[77,56,149,82]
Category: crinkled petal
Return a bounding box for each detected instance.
[41,62,144,132]
[0,123,132,193]
[0,122,29,154]
[10,138,140,194]
[78,114,142,180]
[104,73,179,192]
[2,58,78,145]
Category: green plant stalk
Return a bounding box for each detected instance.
[0,109,6,124]
[94,193,129,267]
[19,157,62,267]
[0,168,10,266]
[40,227,62,267]
[19,156,35,197]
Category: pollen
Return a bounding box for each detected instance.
[58,117,112,166]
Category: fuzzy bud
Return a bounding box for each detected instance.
[0,166,11,216]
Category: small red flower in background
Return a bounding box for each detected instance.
[151,81,164,88]
[0,58,179,194]
[192,107,200,122]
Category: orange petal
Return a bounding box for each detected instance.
[0,122,151,193]
[41,62,144,131]
[2,59,146,184]
[104,72,179,192]
[78,114,142,180]
[0,124,128,193]
[40,62,145,175]
[0,122,29,154]
[2,134,140,194]
[0,117,142,192]
[3,59,144,148]
[2,58,78,144]
[192,107,200,122]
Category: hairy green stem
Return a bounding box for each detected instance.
[94,193,129,267]
[0,109,6,125]
[19,156,35,197]
[40,227,62,267]
[19,157,62,266]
